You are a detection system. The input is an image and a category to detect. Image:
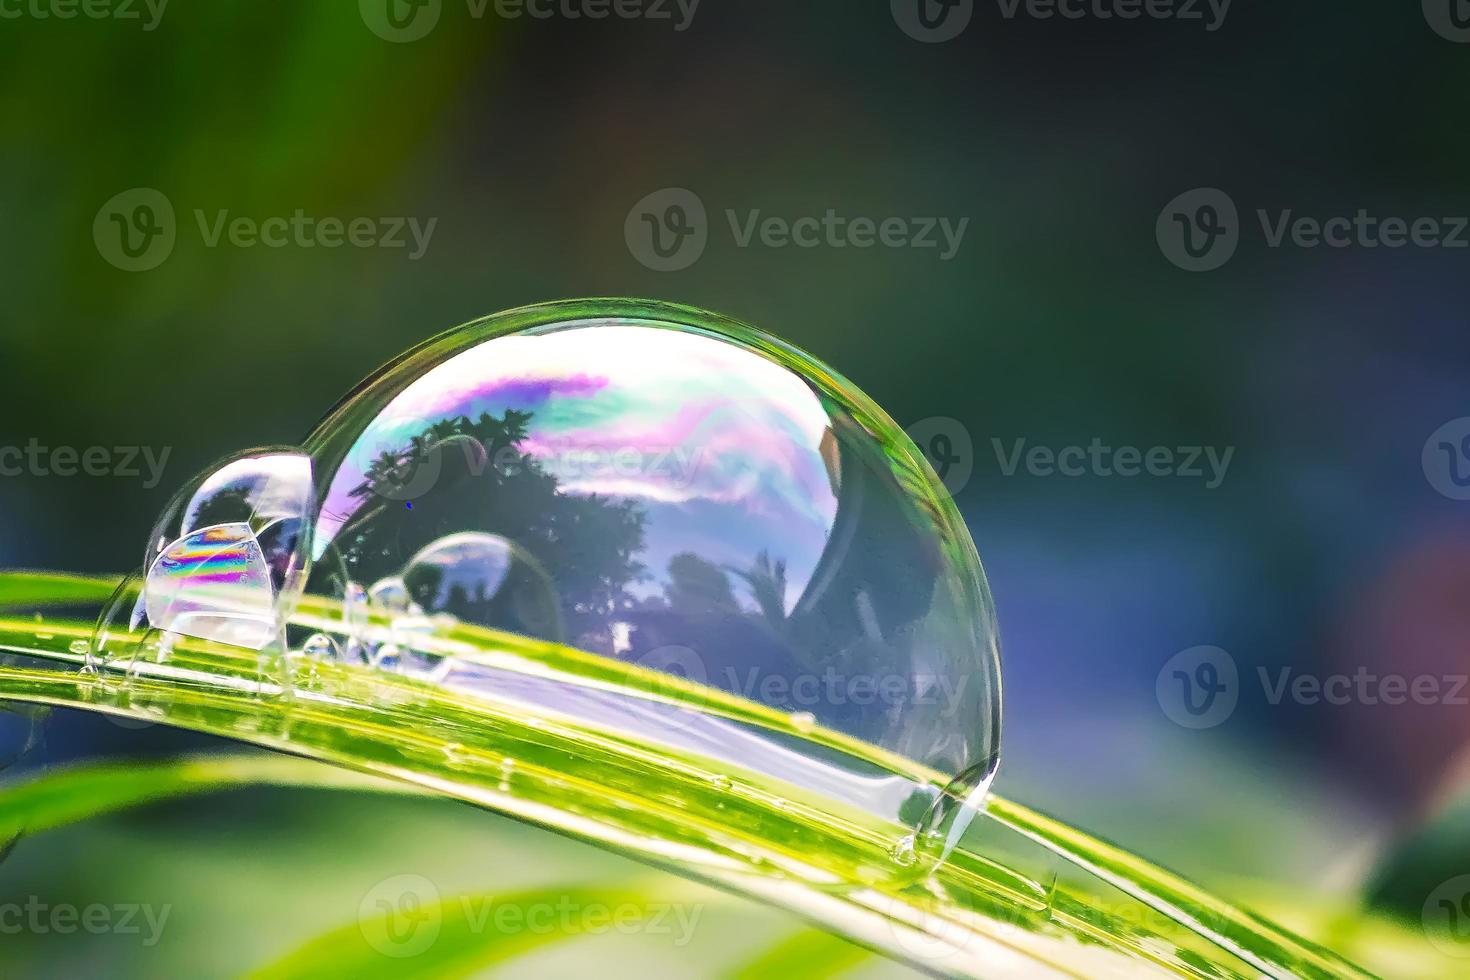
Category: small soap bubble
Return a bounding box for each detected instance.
[301,633,338,659]
[367,577,416,616]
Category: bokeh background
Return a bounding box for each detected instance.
[2,1,1469,974]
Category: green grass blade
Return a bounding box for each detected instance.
[247,886,661,980]
[0,752,412,842]
[0,571,120,609]
[0,570,1380,979]
[725,930,875,979]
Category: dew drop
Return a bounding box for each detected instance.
[891,834,918,868]
[789,711,816,733]
[367,577,415,616]
[300,633,338,659]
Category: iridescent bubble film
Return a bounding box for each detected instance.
[104,300,1002,871]
[144,523,276,651]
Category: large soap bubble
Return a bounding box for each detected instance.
[95,299,1001,873]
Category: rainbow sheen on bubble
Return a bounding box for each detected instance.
[103,300,1002,877]
[144,523,276,650]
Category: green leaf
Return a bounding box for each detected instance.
[725,930,874,979]
[0,752,412,842]
[248,886,662,980]
[0,571,119,609]
[0,571,1390,979]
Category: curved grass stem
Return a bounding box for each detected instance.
[0,572,1375,979]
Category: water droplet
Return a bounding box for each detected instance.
[402,532,561,644]
[709,774,732,791]
[301,633,338,659]
[891,834,918,868]
[0,703,47,772]
[68,639,90,656]
[789,711,816,733]
[371,643,402,671]
[367,576,415,616]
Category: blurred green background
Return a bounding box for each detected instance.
[2,0,1470,974]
